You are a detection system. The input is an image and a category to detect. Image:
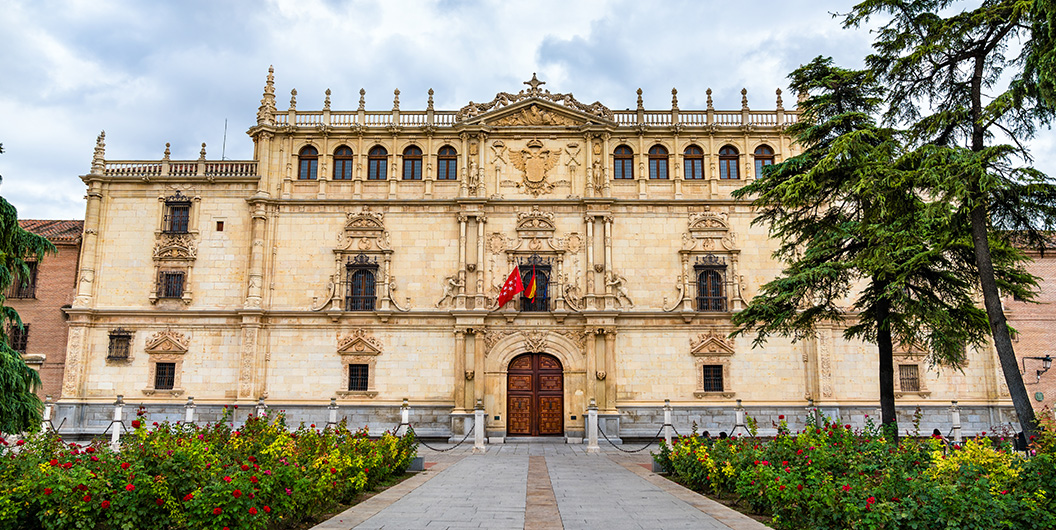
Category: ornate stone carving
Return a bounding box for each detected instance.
[522,330,549,352]
[337,329,383,355]
[596,371,607,380]
[690,331,735,356]
[238,327,256,397]
[516,205,556,235]
[510,140,560,196]
[607,272,634,308]
[153,233,197,261]
[436,274,464,308]
[487,233,509,254]
[491,104,578,126]
[340,207,388,250]
[688,206,730,233]
[145,330,190,354]
[456,73,614,122]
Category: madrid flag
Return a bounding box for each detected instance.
[496,266,524,309]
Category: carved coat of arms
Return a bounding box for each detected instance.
[510,139,560,196]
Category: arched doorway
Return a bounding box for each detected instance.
[507,353,563,436]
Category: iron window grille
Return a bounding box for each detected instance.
[8,324,29,354]
[155,362,176,390]
[348,364,369,391]
[613,145,634,179]
[368,146,388,180]
[333,146,354,180]
[345,253,378,311]
[158,271,185,299]
[108,329,133,360]
[402,146,423,180]
[695,255,727,311]
[163,191,191,233]
[437,146,458,180]
[702,365,724,392]
[6,261,37,299]
[899,364,921,392]
[298,146,319,180]
[519,254,552,312]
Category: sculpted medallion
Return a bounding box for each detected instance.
[510,139,560,196]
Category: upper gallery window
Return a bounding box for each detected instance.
[648,145,669,179]
[613,145,634,179]
[719,145,739,180]
[402,146,423,180]
[298,146,319,180]
[368,146,388,180]
[333,146,354,180]
[754,145,775,178]
[684,146,704,180]
[345,254,378,311]
[6,261,37,299]
[437,146,458,180]
[163,191,191,233]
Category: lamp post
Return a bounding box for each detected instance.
[1021,355,1053,383]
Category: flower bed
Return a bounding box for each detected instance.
[0,411,417,529]
[655,414,1056,529]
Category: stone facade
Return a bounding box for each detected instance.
[6,220,82,400]
[55,71,1016,438]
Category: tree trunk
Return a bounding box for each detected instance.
[969,205,1038,438]
[876,294,898,442]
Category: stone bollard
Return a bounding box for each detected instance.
[400,397,410,435]
[184,396,196,424]
[733,399,747,435]
[42,395,53,432]
[255,397,267,418]
[327,398,339,429]
[110,395,125,452]
[473,399,486,454]
[663,398,673,446]
[586,398,600,454]
[950,401,962,444]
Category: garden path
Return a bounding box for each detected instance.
[312,442,770,530]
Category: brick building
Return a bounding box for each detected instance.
[7,220,83,399]
[1007,243,1056,416]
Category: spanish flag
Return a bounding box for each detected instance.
[525,265,537,301]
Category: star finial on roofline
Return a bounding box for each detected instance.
[525,73,545,95]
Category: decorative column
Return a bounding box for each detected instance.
[603,215,614,309]
[74,133,106,308]
[476,215,486,308]
[459,133,470,197]
[457,214,468,309]
[245,202,267,309]
[453,329,467,412]
[603,328,617,412]
[601,133,611,197]
[585,328,598,405]
[473,328,486,406]
[584,215,596,308]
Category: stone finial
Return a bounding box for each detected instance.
[776,88,784,110]
[256,65,277,126]
[636,88,644,110]
[393,88,400,111]
[706,88,713,110]
[358,88,366,111]
[324,88,331,111]
[289,88,297,111]
[525,73,545,96]
[90,130,106,174]
[163,143,171,161]
[671,88,679,110]
[741,88,749,110]
[427,88,434,111]
[199,142,207,161]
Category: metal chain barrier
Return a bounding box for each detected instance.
[599,424,667,453]
[393,420,476,452]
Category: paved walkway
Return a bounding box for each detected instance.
[314,442,770,530]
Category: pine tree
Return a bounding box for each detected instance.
[845,0,1056,437]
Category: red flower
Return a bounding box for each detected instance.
[232,489,242,498]
[49,459,58,466]
[83,495,91,502]
[213,507,223,515]
[16,440,25,446]
[131,420,141,429]
[842,485,851,492]
[86,447,95,453]
[241,464,250,471]
[330,467,337,474]
[223,476,232,482]
[249,507,258,515]
[263,505,271,513]
[867,496,876,505]
[77,484,88,491]
[183,493,193,502]
[310,424,316,428]
[90,456,99,462]
[248,456,257,462]
[779,485,786,490]
[120,462,130,470]
[796,449,803,455]
[250,476,259,484]
[778,415,785,420]
[44,488,52,495]
[797,484,803,491]
[63,463,72,469]
[101,500,110,509]
[156,498,164,506]
[125,484,135,492]
[845,424,852,430]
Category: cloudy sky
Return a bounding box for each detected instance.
[1,0,1052,220]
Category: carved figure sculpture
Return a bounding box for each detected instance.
[436,274,465,308]
[607,273,634,308]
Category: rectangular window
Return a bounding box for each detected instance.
[155,362,176,390]
[649,159,668,179]
[520,264,551,312]
[685,159,703,179]
[7,261,37,299]
[345,256,378,311]
[702,365,723,392]
[108,329,132,360]
[438,159,457,180]
[165,203,190,233]
[8,324,29,354]
[899,364,920,392]
[216,221,224,232]
[348,364,369,391]
[614,159,633,179]
[755,158,773,178]
[403,159,422,180]
[159,271,185,299]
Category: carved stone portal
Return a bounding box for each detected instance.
[510,139,561,196]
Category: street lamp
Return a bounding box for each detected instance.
[1021,355,1053,383]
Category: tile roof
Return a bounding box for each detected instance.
[18,220,84,243]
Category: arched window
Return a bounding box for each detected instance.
[719,145,739,180]
[333,146,353,180]
[613,145,633,179]
[402,146,423,180]
[648,145,669,179]
[684,146,704,179]
[368,146,388,180]
[695,255,727,311]
[345,254,378,311]
[298,146,318,180]
[437,146,458,180]
[754,145,775,178]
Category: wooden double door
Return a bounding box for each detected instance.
[507,353,564,436]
